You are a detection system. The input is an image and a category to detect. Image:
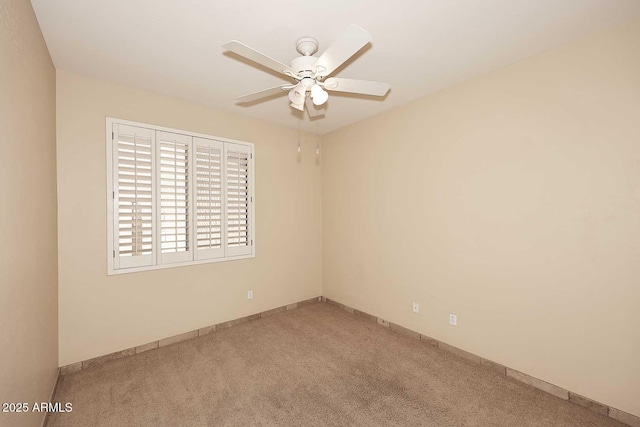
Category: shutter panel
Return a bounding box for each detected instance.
[113,124,154,269]
[225,142,253,257]
[194,138,224,260]
[156,131,192,264]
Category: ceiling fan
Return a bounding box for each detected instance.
[223,24,390,119]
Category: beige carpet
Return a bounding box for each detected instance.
[48,303,623,426]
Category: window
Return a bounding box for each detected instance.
[107,118,254,275]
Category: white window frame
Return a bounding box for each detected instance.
[106,118,255,275]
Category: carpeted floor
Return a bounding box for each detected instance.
[48,302,624,426]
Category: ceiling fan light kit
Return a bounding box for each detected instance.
[223,24,390,119]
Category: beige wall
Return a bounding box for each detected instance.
[0,0,58,425]
[56,71,322,366]
[322,18,640,417]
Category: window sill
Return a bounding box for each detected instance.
[107,253,255,276]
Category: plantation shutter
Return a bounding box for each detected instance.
[194,137,225,260]
[113,124,154,269]
[108,118,255,274]
[156,131,192,264]
[225,142,253,257]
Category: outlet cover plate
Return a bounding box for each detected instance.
[247,290,253,300]
[449,313,457,326]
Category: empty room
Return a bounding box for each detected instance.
[1,0,639,426]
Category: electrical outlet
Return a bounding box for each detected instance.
[412,302,419,313]
[449,313,457,326]
[247,290,253,300]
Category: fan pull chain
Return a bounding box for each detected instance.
[315,121,320,156]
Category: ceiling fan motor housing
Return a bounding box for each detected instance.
[291,56,317,75]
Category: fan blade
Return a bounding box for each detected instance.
[305,97,325,119]
[313,25,372,77]
[236,85,289,103]
[223,41,295,75]
[323,78,390,96]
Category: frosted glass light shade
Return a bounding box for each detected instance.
[311,84,328,106]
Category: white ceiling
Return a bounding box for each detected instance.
[31,0,640,135]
